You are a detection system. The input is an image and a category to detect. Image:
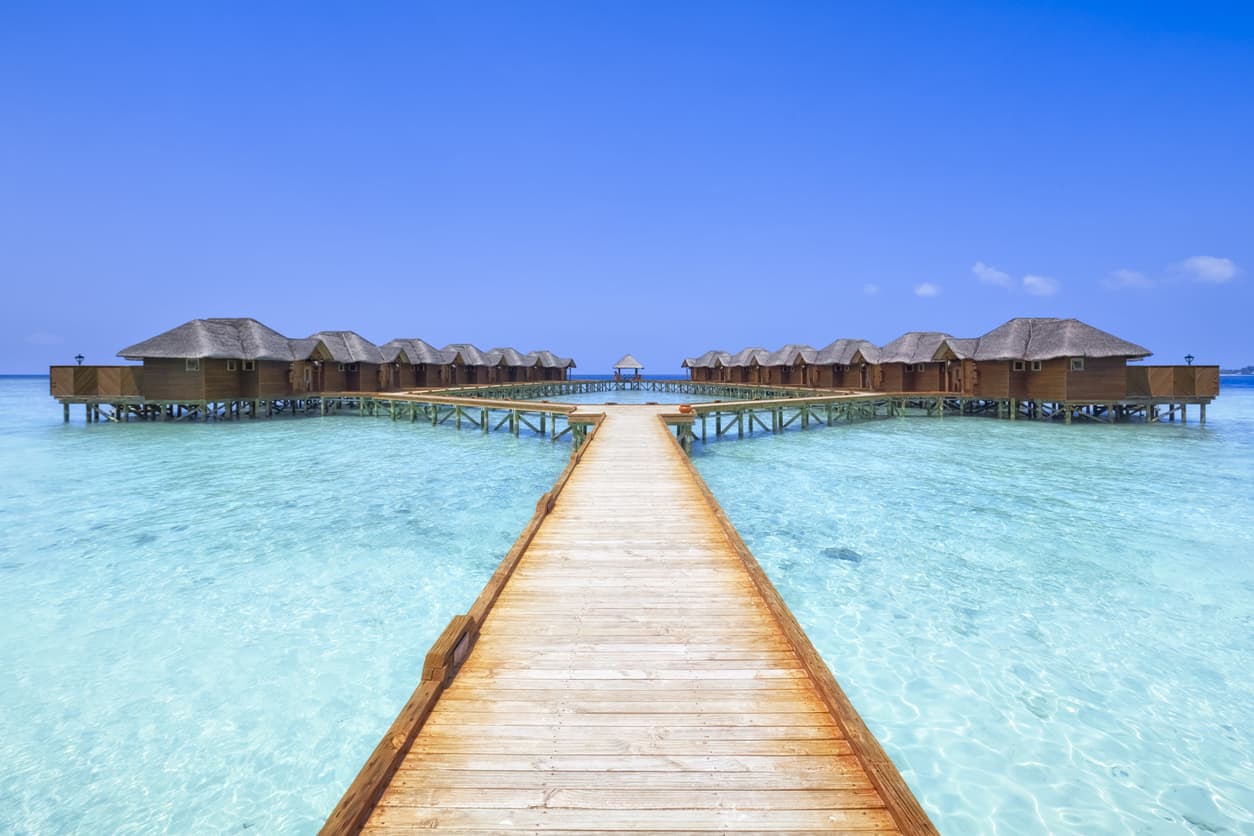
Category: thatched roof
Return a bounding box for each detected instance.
[382,338,456,365]
[529,350,577,369]
[815,339,881,365]
[491,347,540,368]
[442,343,491,366]
[308,331,386,365]
[613,354,644,370]
[118,318,299,361]
[973,318,1151,361]
[765,344,818,366]
[727,347,770,368]
[933,337,978,361]
[683,350,731,369]
[878,332,954,365]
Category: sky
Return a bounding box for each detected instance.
[2,1,1252,373]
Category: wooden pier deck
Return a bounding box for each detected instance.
[326,406,935,834]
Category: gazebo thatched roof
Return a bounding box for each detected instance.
[613,354,644,370]
[118,318,299,361]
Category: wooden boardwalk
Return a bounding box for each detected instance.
[334,406,934,834]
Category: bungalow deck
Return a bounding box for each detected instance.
[321,405,936,834]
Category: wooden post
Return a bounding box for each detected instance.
[737,410,744,439]
[1200,403,1206,424]
[701,413,706,444]
[63,403,69,422]
[1181,403,1187,424]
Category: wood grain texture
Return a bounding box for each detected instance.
[346,406,934,834]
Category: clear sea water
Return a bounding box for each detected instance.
[0,377,569,834]
[5,376,1253,834]
[693,378,1254,835]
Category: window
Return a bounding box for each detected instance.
[904,364,915,373]
[1012,360,1025,371]
[347,363,359,372]
[1071,357,1086,371]
[1030,360,1042,372]
[226,359,237,371]
[337,363,345,372]
[185,359,200,372]
[242,359,256,371]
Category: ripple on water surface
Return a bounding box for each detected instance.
[694,383,1254,835]
[0,378,569,834]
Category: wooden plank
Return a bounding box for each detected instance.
[363,806,899,831]
[333,407,932,835]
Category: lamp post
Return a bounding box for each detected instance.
[1185,354,1195,366]
[74,353,84,366]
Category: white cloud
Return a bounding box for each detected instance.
[1102,268,1155,291]
[1022,275,1059,296]
[972,261,1013,288]
[863,283,879,295]
[26,331,65,346]
[1176,255,1239,283]
[914,282,941,297]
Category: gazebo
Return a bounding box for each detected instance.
[613,353,644,381]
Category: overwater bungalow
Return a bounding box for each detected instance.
[813,339,880,389]
[381,339,456,388]
[307,331,388,393]
[877,331,955,393]
[725,347,770,385]
[762,344,819,387]
[932,336,978,394]
[682,350,730,383]
[970,317,1150,401]
[613,354,644,381]
[528,350,576,381]
[117,317,310,401]
[490,348,539,384]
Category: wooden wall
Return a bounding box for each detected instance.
[1063,356,1127,400]
[142,358,205,401]
[204,359,243,400]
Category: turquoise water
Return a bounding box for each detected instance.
[0,377,569,834]
[694,379,1254,834]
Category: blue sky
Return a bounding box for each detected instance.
[2,1,1251,372]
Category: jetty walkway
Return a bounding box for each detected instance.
[324,406,935,834]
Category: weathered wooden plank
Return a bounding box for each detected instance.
[337,407,931,835]
[363,805,899,831]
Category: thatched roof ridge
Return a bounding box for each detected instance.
[118,317,298,361]
[765,344,818,366]
[383,339,455,365]
[443,343,491,366]
[878,332,953,364]
[613,354,644,370]
[727,347,770,367]
[973,318,1151,361]
[307,331,386,365]
[815,338,881,365]
[489,347,539,367]
[684,350,731,369]
[529,350,576,369]
[933,337,978,361]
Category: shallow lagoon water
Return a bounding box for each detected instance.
[6,374,1254,834]
[694,379,1254,834]
[0,377,569,833]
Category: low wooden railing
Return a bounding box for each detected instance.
[49,365,143,398]
[1126,365,1220,398]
